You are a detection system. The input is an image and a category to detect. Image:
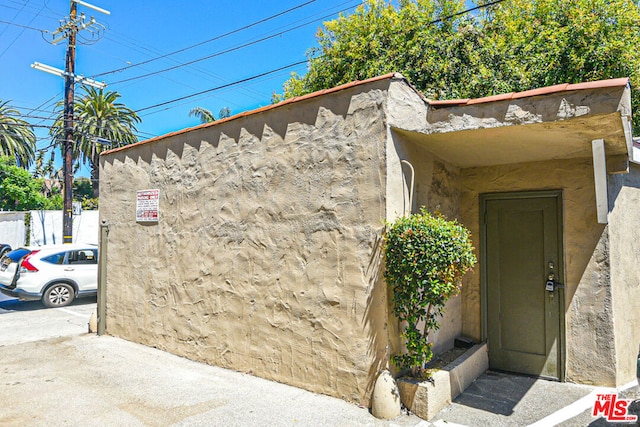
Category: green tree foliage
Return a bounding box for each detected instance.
[0,100,36,168]
[0,156,61,210]
[73,177,98,210]
[280,0,640,131]
[384,209,476,374]
[50,86,141,198]
[73,177,93,201]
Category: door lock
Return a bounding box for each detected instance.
[545,274,556,292]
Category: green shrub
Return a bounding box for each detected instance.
[384,208,476,375]
[81,197,99,210]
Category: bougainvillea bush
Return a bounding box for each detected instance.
[384,209,476,375]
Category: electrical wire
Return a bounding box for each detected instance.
[134,59,308,114]
[7,0,505,139]
[0,0,53,59]
[432,0,505,23]
[106,6,358,86]
[0,19,46,32]
[130,0,506,116]
[88,1,359,108]
[92,0,318,78]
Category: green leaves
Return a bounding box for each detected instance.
[384,209,476,374]
[0,156,61,210]
[0,100,35,168]
[50,86,141,197]
[278,0,640,133]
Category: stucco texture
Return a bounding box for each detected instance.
[386,130,463,357]
[100,78,425,406]
[608,164,640,386]
[460,158,621,385]
[100,73,638,401]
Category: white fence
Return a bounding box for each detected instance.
[0,212,26,248]
[0,210,99,248]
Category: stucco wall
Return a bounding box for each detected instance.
[100,79,406,405]
[386,130,463,357]
[460,157,618,385]
[608,164,640,386]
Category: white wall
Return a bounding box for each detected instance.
[0,212,26,248]
[29,210,99,246]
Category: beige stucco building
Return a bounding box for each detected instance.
[99,73,640,407]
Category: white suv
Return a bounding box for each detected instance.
[0,244,98,308]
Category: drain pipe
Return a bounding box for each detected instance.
[401,160,415,217]
[97,220,108,335]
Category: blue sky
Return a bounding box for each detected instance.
[0,0,363,176]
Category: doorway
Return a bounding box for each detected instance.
[481,191,564,380]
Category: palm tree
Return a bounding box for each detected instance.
[189,107,216,123]
[0,100,36,168]
[51,86,141,197]
[188,106,231,124]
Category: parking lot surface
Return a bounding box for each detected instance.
[1,298,637,426]
[0,300,423,426]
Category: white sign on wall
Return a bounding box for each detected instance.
[136,189,160,222]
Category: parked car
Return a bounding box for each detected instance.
[0,243,11,258]
[0,244,98,308]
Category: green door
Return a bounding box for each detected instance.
[484,192,563,380]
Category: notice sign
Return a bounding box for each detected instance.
[136,189,160,222]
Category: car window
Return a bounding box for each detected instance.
[42,252,66,265]
[67,249,97,265]
[5,248,31,263]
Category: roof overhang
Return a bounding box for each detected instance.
[394,80,632,173]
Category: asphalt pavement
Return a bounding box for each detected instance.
[0,299,424,426]
[0,298,638,426]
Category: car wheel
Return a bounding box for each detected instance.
[42,283,75,308]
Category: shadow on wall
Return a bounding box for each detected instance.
[364,229,392,400]
[101,90,359,172]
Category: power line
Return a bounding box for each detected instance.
[5,0,505,141]
[0,19,46,32]
[92,1,359,105]
[135,59,308,113]
[132,0,506,115]
[432,0,506,23]
[108,7,354,86]
[92,0,317,78]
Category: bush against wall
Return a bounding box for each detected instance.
[384,209,476,375]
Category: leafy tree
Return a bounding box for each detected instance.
[0,100,36,168]
[50,86,141,198]
[73,177,93,201]
[188,106,232,123]
[482,0,640,131]
[280,0,640,131]
[0,156,61,210]
[73,177,98,210]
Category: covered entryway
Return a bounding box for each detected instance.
[388,77,636,387]
[482,191,563,380]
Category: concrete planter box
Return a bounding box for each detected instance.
[398,343,488,421]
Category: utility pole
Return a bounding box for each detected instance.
[31,0,108,244]
[62,1,77,244]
